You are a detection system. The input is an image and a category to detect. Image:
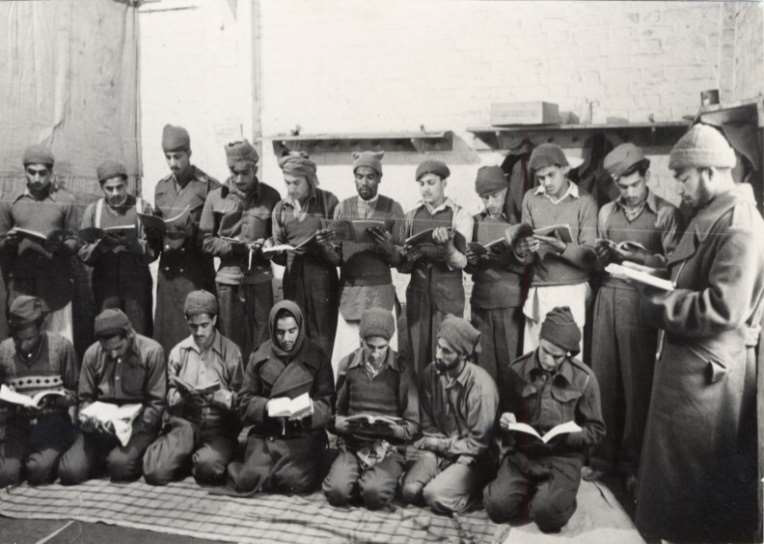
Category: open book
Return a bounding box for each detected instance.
[171,375,221,396]
[507,420,583,444]
[595,238,649,254]
[267,392,313,419]
[405,228,467,253]
[79,225,137,244]
[533,224,573,244]
[138,205,190,235]
[261,232,318,254]
[321,219,390,244]
[345,413,405,428]
[0,384,67,409]
[80,401,143,447]
[605,262,675,291]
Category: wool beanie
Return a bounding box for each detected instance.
[359,307,395,340]
[437,315,481,357]
[528,143,568,172]
[23,144,55,167]
[225,140,259,170]
[415,159,450,181]
[162,124,191,152]
[184,290,218,317]
[539,306,581,355]
[668,123,736,170]
[97,160,128,184]
[352,150,384,176]
[8,296,48,328]
[94,308,131,339]
[474,165,508,195]
[603,143,649,178]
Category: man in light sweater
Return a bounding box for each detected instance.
[519,144,598,354]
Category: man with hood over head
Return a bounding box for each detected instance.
[227,300,334,494]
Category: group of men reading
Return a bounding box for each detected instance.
[0,121,762,542]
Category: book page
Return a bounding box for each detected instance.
[541,421,583,443]
[267,397,293,417]
[605,263,675,291]
[506,421,543,440]
[0,384,36,407]
[262,244,296,254]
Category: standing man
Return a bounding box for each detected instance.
[399,160,472,377]
[483,307,605,533]
[0,145,79,341]
[269,151,340,360]
[0,296,79,486]
[153,124,220,354]
[330,151,405,377]
[58,309,166,484]
[635,124,764,542]
[143,290,243,486]
[227,300,334,494]
[323,307,419,510]
[584,143,680,492]
[79,160,160,336]
[400,315,498,515]
[465,165,532,385]
[520,143,598,353]
[200,140,280,358]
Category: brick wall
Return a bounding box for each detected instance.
[720,2,764,104]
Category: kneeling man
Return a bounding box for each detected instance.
[483,306,605,533]
[143,290,243,485]
[323,307,419,509]
[227,300,334,494]
[59,309,166,484]
[400,315,498,515]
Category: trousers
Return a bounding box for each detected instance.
[322,448,405,509]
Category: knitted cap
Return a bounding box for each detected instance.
[23,144,54,167]
[352,150,384,176]
[528,143,569,172]
[415,159,450,181]
[8,295,48,328]
[474,165,507,195]
[359,307,395,340]
[94,308,131,339]
[540,306,581,355]
[96,160,128,183]
[437,315,481,357]
[668,124,736,170]
[225,140,259,170]
[603,143,648,178]
[184,290,218,317]
[162,124,191,152]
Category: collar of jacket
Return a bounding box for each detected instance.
[615,189,659,215]
[517,350,575,386]
[687,190,744,244]
[417,197,460,215]
[14,182,61,203]
[225,177,261,201]
[178,330,225,358]
[346,346,400,373]
[535,180,579,201]
[250,338,322,371]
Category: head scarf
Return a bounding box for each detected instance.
[437,314,481,358]
[268,299,306,359]
[94,308,131,339]
[278,151,319,188]
[8,295,48,330]
[539,306,581,355]
[184,290,218,317]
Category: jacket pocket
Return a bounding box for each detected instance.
[121,363,147,396]
[705,357,727,385]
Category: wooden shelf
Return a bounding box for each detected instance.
[268,130,453,155]
[466,122,689,150]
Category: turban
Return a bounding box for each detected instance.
[437,315,481,357]
[669,123,736,170]
[474,165,508,195]
[184,290,218,317]
[352,150,384,176]
[603,143,649,178]
[225,140,259,170]
[94,308,131,339]
[415,159,450,181]
[268,299,305,358]
[540,306,581,355]
[359,308,395,340]
[9,296,48,328]
[96,160,128,184]
[278,151,319,187]
[528,143,569,172]
[23,144,55,167]
[162,124,191,152]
